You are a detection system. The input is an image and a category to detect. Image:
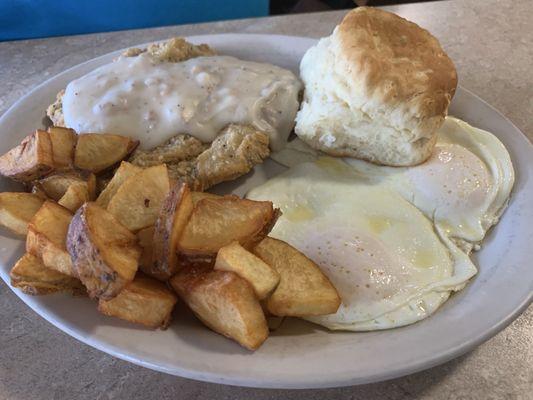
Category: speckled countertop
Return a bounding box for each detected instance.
[0,0,531,398]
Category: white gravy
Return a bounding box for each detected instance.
[62,54,302,150]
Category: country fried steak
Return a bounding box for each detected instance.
[46,38,271,191]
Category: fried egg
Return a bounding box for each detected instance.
[247,160,477,330]
[271,117,515,252]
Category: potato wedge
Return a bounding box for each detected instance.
[0,192,45,236]
[10,253,85,296]
[171,269,268,350]
[253,237,341,317]
[107,164,170,232]
[137,225,155,274]
[190,191,221,205]
[26,201,75,276]
[74,133,139,173]
[47,126,76,170]
[215,242,280,300]
[58,182,90,212]
[98,274,177,329]
[37,173,82,201]
[37,175,78,201]
[37,171,96,202]
[96,161,142,208]
[0,130,54,182]
[178,196,279,258]
[150,182,193,280]
[67,202,141,299]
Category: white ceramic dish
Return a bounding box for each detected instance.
[0,34,531,389]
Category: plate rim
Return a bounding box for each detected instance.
[0,33,531,389]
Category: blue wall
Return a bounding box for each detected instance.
[0,0,269,41]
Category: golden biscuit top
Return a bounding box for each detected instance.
[335,7,457,125]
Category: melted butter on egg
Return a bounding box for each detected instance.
[284,204,315,222]
[412,249,436,268]
[315,156,354,175]
[367,215,392,234]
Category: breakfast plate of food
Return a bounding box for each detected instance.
[0,7,531,388]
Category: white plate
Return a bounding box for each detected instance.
[0,34,532,389]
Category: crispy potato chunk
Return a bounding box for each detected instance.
[96,161,142,208]
[171,268,268,350]
[0,192,44,236]
[58,182,90,212]
[178,197,279,258]
[98,274,177,329]
[0,130,54,182]
[150,182,193,280]
[107,164,170,231]
[37,172,95,201]
[74,133,139,173]
[190,191,221,205]
[215,242,280,300]
[253,237,341,317]
[47,126,76,170]
[10,253,85,296]
[37,173,83,201]
[26,201,75,276]
[67,202,141,299]
[140,228,210,279]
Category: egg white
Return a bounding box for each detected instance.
[247,160,477,330]
[271,117,515,253]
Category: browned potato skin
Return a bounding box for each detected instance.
[47,126,76,171]
[0,192,45,236]
[74,133,139,173]
[170,268,269,350]
[98,274,177,329]
[0,130,55,182]
[10,253,85,296]
[26,201,75,277]
[67,202,140,300]
[253,237,341,317]
[177,197,279,260]
[150,182,194,281]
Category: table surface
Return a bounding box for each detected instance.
[0,0,531,398]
